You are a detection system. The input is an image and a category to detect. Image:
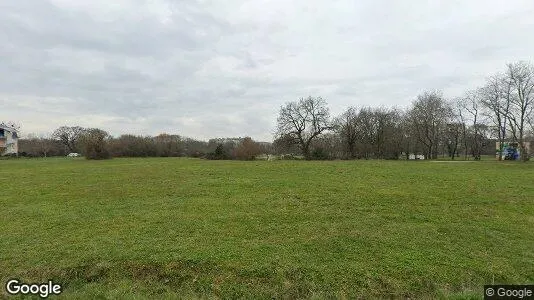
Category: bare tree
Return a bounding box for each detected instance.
[452,99,470,160]
[276,96,332,160]
[459,89,484,160]
[79,128,111,160]
[356,107,378,159]
[335,106,404,160]
[153,133,182,157]
[480,74,511,160]
[505,61,534,161]
[408,91,451,159]
[18,133,66,157]
[334,107,359,159]
[52,126,85,153]
[233,137,262,160]
[37,134,54,157]
[273,134,300,155]
[311,133,343,159]
[373,107,401,159]
[445,107,463,160]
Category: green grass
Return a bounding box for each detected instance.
[1,158,533,299]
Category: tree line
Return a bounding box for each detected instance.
[19,127,271,160]
[275,61,534,161]
[17,61,533,161]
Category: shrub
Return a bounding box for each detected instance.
[233,137,261,160]
[311,148,330,160]
[80,128,111,160]
[206,144,229,160]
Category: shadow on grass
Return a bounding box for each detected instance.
[16,260,320,299]
[7,259,492,299]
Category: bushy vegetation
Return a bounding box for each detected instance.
[205,144,230,160]
[19,132,270,161]
[232,137,262,160]
[79,128,111,160]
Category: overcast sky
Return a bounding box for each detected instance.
[1,0,533,141]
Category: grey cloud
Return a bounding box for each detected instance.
[2,0,534,141]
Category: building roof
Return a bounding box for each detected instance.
[0,123,18,132]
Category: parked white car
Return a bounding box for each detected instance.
[67,153,81,157]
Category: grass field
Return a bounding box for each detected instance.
[1,158,533,299]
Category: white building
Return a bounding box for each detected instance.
[0,124,19,156]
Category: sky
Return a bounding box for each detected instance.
[1,0,533,141]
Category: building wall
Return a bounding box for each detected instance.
[0,129,18,156]
[11,131,18,154]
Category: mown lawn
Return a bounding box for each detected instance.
[0,158,533,299]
